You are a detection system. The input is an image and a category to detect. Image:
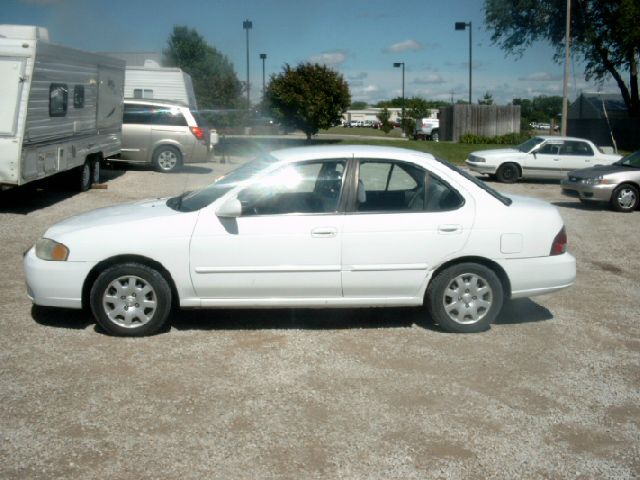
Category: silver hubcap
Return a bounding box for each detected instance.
[102,275,157,328]
[157,150,178,170]
[617,188,637,209]
[443,273,493,325]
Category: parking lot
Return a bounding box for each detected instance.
[1,158,639,479]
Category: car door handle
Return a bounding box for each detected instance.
[438,224,462,234]
[311,227,337,238]
[553,158,560,161]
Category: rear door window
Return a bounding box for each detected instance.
[150,107,188,127]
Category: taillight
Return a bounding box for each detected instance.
[550,226,567,255]
[190,126,205,141]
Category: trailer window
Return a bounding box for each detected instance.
[133,88,154,99]
[73,85,85,108]
[49,83,68,117]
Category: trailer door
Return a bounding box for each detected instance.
[0,58,26,136]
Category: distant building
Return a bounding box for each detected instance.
[341,107,438,125]
[568,92,639,151]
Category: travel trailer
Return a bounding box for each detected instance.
[0,25,125,191]
[124,66,197,109]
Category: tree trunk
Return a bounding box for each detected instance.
[629,52,639,117]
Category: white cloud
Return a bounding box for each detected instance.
[383,40,423,53]
[518,72,563,82]
[308,51,347,66]
[413,74,445,85]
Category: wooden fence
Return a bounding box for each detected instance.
[439,105,521,142]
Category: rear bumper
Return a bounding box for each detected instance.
[497,253,576,298]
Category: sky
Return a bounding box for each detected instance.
[4,0,619,106]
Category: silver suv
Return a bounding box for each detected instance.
[117,99,212,172]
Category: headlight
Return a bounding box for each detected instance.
[469,155,485,163]
[35,238,69,261]
[580,176,610,185]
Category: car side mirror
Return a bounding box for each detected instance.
[215,197,242,218]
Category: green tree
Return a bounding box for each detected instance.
[163,26,243,109]
[350,101,368,109]
[478,92,494,105]
[266,63,351,140]
[376,107,394,134]
[485,0,640,116]
[513,95,563,129]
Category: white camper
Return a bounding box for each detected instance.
[124,66,197,109]
[0,25,125,191]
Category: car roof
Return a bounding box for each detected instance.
[269,144,437,164]
[124,98,190,109]
[536,135,593,142]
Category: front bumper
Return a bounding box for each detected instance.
[560,179,616,202]
[497,252,576,299]
[23,247,95,309]
[466,160,497,175]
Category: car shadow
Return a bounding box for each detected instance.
[31,298,553,334]
[105,163,213,175]
[494,298,553,325]
[481,177,561,186]
[0,168,125,215]
[552,200,607,211]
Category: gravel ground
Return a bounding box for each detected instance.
[0,158,638,480]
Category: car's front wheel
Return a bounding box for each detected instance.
[610,183,639,212]
[152,146,182,173]
[496,163,519,183]
[90,263,172,336]
[427,262,504,333]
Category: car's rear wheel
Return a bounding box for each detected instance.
[431,130,439,142]
[496,163,519,183]
[610,183,639,212]
[427,263,504,333]
[90,263,172,336]
[153,146,182,173]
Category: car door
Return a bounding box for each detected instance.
[341,159,474,300]
[524,140,566,178]
[120,104,152,162]
[149,106,193,160]
[189,159,347,301]
[560,140,597,170]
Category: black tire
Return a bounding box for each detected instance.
[431,130,439,142]
[78,161,92,192]
[610,183,639,212]
[90,263,172,336]
[152,145,182,173]
[495,163,520,183]
[426,262,504,333]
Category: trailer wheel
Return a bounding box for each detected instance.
[78,161,92,192]
[91,158,100,185]
[152,146,182,173]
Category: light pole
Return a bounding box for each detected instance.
[259,53,267,101]
[561,0,571,136]
[455,21,472,104]
[243,19,252,107]
[393,62,405,135]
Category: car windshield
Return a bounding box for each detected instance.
[615,150,640,167]
[517,137,545,153]
[434,156,512,206]
[167,155,278,212]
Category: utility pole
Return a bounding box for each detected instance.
[243,19,252,107]
[561,0,571,136]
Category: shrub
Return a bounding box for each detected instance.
[459,132,530,145]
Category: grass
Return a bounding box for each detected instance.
[216,135,508,165]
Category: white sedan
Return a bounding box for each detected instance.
[466,136,621,183]
[24,145,576,336]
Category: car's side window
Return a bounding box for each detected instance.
[237,160,346,216]
[123,104,153,124]
[356,160,463,212]
[562,141,594,156]
[538,142,564,155]
[149,107,188,127]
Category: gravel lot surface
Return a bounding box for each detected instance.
[1,158,639,479]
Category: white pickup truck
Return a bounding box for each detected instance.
[466,136,622,183]
[413,118,440,141]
